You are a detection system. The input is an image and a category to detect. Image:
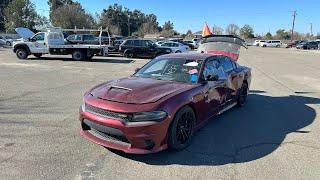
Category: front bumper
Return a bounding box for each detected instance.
[79,107,169,154]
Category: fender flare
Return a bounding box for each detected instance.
[13,44,31,55]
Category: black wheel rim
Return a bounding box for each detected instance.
[239,85,248,104]
[176,112,193,145]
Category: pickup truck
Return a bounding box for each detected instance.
[13,27,109,60]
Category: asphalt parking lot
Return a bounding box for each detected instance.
[0,47,320,180]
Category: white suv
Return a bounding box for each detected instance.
[260,40,282,47]
[253,40,266,46]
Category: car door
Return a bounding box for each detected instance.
[201,57,228,118]
[218,56,241,105]
[30,32,47,53]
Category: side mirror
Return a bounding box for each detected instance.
[206,74,219,81]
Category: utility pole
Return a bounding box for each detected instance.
[310,23,313,37]
[291,10,297,42]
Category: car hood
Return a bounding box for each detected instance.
[15,27,35,39]
[90,77,196,104]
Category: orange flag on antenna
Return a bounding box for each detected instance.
[202,23,213,37]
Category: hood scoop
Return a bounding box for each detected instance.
[108,85,132,92]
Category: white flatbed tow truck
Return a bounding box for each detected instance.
[12,27,110,61]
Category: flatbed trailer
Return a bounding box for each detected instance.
[13,27,110,60]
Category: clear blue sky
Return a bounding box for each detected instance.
[32,0,320,35]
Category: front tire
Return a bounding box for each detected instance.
[168,106,196,151]
[6,41,11,46]
[16,49,28,59]
[237,82,248,107]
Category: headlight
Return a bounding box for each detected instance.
[165,49,171,53]
[131,111,167,122]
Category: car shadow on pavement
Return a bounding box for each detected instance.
[27,57,135,64]
[111,91,320,166]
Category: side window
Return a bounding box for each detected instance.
[219,57,234,72]
[68,35,75,40]
[75,35,82,41]
[133,40,141,46]
[173,43,179,47]
[203,58,227,80]
[32,33,45,41]
[140,40,148,47]
[203,60,218,79]
[84,35,95,41]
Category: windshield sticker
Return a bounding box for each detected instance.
[184,61,198,67]
[188,69,198,74]
[190,74,198,82]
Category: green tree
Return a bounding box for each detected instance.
[0,0,12,32]
[160,21,175,37]
[275,29,290,40]
[4,0,45,32]
[50,2,94,29]
[240,24,254,39]
[264,32,273,39]
[99,4,161,36]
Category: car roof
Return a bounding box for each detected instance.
[159,53,214,60]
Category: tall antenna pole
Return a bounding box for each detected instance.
[310,23,313,37]
[291,10,297,42]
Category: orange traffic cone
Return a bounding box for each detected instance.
[202,23,213,37]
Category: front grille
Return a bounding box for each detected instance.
[85,103,131,122]
[89,129,130,145]
[83,119,130,144]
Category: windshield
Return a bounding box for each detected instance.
[134,58,203,83]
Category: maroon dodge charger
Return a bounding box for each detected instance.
[79,36,251,154]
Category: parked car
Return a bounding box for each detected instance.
[79,35,250,154]
[160,41,190,53]
[296,41,319,50]
[66,34,99,45]
[285,40,305,48]
[79,52,251,154]
[260,40,282,47]
[252,40,266,46]
[119,39,172,58]
[184,39,199,49]
[170,39,195,49]
[108,39,124,52]
[0,35,14,46]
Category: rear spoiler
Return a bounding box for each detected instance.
[201,35,248,49]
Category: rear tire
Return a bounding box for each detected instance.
[237,82,248,107]
[168,106,196,151]
[175,50,181,53]
[124,51,134,58]
[33,53,42,58]
[16,49,28,59]
[72,50,84,61]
